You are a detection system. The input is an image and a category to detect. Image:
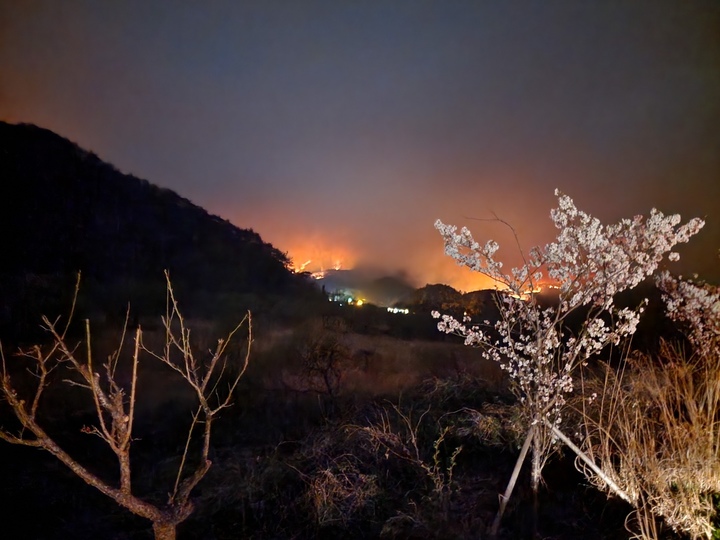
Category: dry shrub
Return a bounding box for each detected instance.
[415,373,525,449]
[452,402,527,450]
[306,455,380,526]
[579,341,720,539]
[352,401,463,523]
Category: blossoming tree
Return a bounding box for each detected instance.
[433,190,704,535]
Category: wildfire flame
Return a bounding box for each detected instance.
[287,239,356,276]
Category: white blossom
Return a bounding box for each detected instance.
[434,190,704,432]
[657,271,720,352]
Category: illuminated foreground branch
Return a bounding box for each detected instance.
[0,272,252,540]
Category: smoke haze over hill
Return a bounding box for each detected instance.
[1,2,718,287]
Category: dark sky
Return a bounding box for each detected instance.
[2,1,719,290]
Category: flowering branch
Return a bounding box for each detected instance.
[434,190,703,535]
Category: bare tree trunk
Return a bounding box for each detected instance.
[152,521,177,540]
[530,429,541,539]
[490,426,534,538]
[543,419,633,504]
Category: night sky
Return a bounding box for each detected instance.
[2,1,719,290]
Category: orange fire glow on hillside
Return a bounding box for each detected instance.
[436,270,559,296]
[287,240,357,276]
[438,269,504,293]
[284,236,558,294]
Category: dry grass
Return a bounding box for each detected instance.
[249,318,506,400]
[351,401,464,524]
[305,454,380,527]
[577,341,720,539]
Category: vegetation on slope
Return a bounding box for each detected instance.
[0,122,321,339]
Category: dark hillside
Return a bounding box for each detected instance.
[0,122,320,337]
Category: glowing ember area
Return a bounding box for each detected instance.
[443,270,505,294]
[509,285,544,301]
[443,270,560,296]
[287,240,357,276]
[285,236,561,293]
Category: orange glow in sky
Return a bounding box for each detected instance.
[2,2,717,288]
[444,269,513,293]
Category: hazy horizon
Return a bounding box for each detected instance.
[2,1,718,289]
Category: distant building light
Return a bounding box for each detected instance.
[387,307,409,315]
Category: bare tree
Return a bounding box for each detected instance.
[280,319,349,407]
[297,326,347,399]
[0,272,252,540]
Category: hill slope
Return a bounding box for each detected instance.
[0,122,317,335]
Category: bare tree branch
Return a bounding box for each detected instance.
[0,275,252,540]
